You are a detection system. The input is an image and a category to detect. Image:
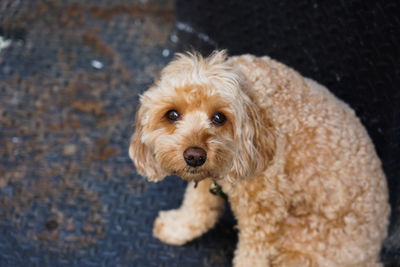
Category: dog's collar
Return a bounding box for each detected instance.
[209,181,228,200]
[193,180,228,200]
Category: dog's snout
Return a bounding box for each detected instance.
[183,147,207,167]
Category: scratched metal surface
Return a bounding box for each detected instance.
[0,0,236,266]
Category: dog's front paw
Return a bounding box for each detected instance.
[153,209,207,246]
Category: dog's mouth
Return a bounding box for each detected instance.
[172,166,211,182]
[187,167,202,175]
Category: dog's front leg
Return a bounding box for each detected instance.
[233,232,273,267]
[153,178,225,245]
[230,190,289,267]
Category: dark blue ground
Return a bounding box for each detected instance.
[0,1,236,266]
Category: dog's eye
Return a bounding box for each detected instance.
[166,109,180,122]
[211,112,226,126]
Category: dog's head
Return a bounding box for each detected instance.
[129,50,275,183]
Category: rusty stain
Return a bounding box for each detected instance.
[86,137,119,161]
[90,4,175,21]
[99,147,118,161]
[49,121,82,131]
[70,100,105,116]
[82,33,116,58]
[16,1,175,33]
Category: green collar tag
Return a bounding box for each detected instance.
[209,182,228,200]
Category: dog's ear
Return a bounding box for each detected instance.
[230,95,276,180]
[129,104,166,182]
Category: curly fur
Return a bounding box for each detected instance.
[129,50,389,266]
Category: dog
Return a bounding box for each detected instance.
[129,50,389,266]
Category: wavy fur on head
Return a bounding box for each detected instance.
[129,50,389,267]
[130,50,275,182]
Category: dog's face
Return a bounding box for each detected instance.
[129,51,275,183]
[134,83,236,182]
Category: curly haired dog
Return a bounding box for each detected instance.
[129,50,389,266]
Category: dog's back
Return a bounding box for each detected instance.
[226,54,389,266]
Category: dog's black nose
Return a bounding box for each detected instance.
[183,147,207,167]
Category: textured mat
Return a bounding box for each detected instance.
[0,0,235,266]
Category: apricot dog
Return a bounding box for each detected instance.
[129,51,389,266]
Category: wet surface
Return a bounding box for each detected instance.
[0,1,236,266]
